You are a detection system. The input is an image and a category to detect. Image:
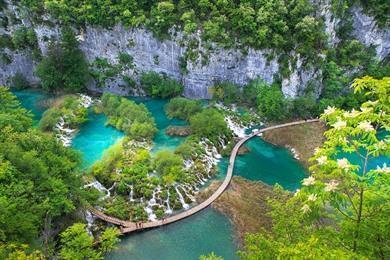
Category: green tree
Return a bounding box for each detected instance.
[189,109,229,139]
[165,97,202,120]
[59,223,100,259]
[149,2,177,38]
[0,86,33,131]
[140,71,183,98]
[36,27,88,92]
[257,84,291,121]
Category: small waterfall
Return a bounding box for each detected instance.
[55,94,93,146]
[225,116,247,138]
[85,210,94,236]
[129,185,135,202]
[84,180,112,200]
[175,185,189,210]
[179,185,195,202]
[144,186,162,221]
[165,188,173,214]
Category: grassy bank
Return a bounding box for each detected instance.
[262,121,326,168]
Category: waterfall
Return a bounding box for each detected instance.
[85,210,94,236]
[179,185,195,202]
[175,185,189,210]
[225,116,247,138]
[129,185,135,202]
[165,188,173,214]
[144,186,162,221]
[55,94,93,146]
[84,180,112,200]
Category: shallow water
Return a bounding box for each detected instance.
[233,137,306,191]
[12,89,53,124]
[72,112,125,169]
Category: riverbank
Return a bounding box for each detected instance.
[198,176,276,245]
[262,121,326,168]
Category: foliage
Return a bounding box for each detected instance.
[36,26,89,92]
[0,86,33,131]
[39,95,88,131]
[0,243,44,259]
[59,223,120,260]
[165,97,202,121]
[9,72,30,90]
[209,82,240,105]
[11,26,40,59]
[189,108,229,139]
[239,76,390,259]
[257,83,291,121]
[153,150,184,184]
[199,252,223,260]
[292,94,318,119]
[100,93,157,140]
[140,71,183,98]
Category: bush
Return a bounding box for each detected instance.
[9,73,29,89]
[152,150,184,184]
[210,82,240,105]
[257,84,291,122]
[165,97,202,121]
[189,108,229,138]
[101,93,157,140]
[292,94,318,119]
[140,72,183,98]
[39,95,88,131]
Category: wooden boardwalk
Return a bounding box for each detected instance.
[90,119,320,234]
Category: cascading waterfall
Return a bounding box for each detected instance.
[175,185,189,209]
[165,188,173,214]
[55,94,93,146]
[129,185,135,202]
[84,180,114,200]
[85,210,94,236]
[144,186,162,221]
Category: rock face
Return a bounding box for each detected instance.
[351,6,390,60]
[0,2,388,99]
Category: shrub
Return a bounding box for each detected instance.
[165,97,202,121]
[140,71,183,98]
[189,108,229,138]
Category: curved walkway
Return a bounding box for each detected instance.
[90,119,320,233]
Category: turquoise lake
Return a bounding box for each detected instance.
[15,89,388,260]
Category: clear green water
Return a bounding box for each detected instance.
[107,208,238,260]
[233,138,306,191]
[72,112,125,169]
[12,89,53,124]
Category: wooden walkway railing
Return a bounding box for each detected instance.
[89,119,320,233]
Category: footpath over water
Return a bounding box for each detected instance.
[90,119,320,234]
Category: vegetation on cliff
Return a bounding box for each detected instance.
[36,26,89,93]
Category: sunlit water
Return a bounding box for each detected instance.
[19,90,388,260]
